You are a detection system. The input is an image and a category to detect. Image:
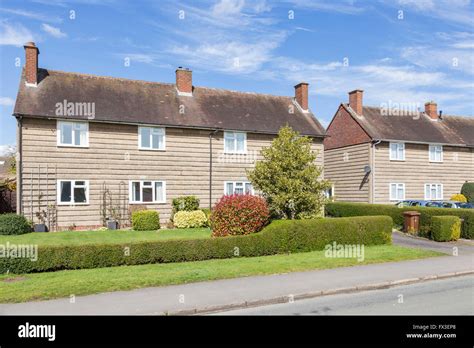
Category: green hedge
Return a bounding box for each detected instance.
[325,202,474,239]
[0,214,32,235]
[431,216,461,242]
[0,216,392,274]
[131,210,160,231]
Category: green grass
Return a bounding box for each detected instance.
[0,228,211,246]
[0,245,442,303]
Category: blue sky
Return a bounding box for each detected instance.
[1,0,473,153]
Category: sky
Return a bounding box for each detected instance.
[0,0,473,154]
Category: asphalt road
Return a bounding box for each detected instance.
[216,275,474,315]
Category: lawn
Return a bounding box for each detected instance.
[0,228,211,246]
[0,245,442,303]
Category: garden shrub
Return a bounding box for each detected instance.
[201,208,211,227]
[0,214,32,235]
[171,196,200,221]
[326,202,474,239]
[0,215,392,274]
[173,210,208,228]
[450,194,467,202]
[431,216,461,242]
[461,182,474,203]
[211,194,270,237]
[131,210,160,231]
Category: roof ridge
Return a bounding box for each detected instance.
[42,68,293,100]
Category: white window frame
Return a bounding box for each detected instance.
[389,183,405,201]
[424,183,443,200]
[57,120,89,147]
[129,180,166,204]
[224,131,247,154]
[429,144,443,163]
[57,180,89,205]
[325,184,335,199]
[389,142,405,161]
[138,127,166,151]
[224,181,254,195]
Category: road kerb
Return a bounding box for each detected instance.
[166,270,474,315]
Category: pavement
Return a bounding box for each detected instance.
[217,275,474,315]
[0,232,472,315]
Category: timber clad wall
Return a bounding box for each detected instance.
[21,117,324,229]
[374,142,474,204]
[324,143,371,202]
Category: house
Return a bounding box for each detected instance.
[324,90,474,204]
[13,42,325,230]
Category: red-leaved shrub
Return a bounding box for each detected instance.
[210,194,270,237]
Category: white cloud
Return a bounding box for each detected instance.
[395,0,473,25]
[211,0,245,16]
[0,21,35,46]
[0,145,16,157]
[41,23,67,38]
[0,8,62,23]
[0,97,14,106]
[287,0,366,14]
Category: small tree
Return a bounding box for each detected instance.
[247,125,330,219]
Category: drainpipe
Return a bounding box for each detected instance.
[16,116,23,214]
[209,129,219,211]
[371,140,381,204]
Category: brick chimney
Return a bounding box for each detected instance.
[349,89,363,115]
[176,67,192,95]
[24,42,39,86]
[425,101,438,120]
[294,82,309,111]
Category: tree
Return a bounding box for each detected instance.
[247,125,330,219]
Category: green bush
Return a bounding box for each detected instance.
[0,214,32,235]
[131,210,160,231]
[172,196,200,213]
[326,202,474,239]
[173,210,208,228]
[201,208,211,227]
[0,216,392,274]
[461,182,474,203]
[431,216,461,242]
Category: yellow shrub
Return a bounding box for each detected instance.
[450,194,467,202]
[173,210,208,228]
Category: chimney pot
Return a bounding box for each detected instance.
[24,42,39,86]
[425,101,438,120]
[176,67,192,95]
[349,89,363,115]
[294,82,309,111]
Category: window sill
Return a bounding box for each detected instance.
[57,202,89,206]
[224,151,248,155]
[138,148,166,152]
[429,161,443,163]
[57,144,89,149]
[389,159,405,162]
[129,201,166,204]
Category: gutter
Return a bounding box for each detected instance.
[16,116,22,214]
[370,140,381,204]
[209,129,219,211]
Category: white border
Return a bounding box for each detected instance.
[57,120,89,148]
[138,126,166,151]
[129,180,167,204]
[57,179,90,205]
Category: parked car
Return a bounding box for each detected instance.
[440,201,464,209]
[424,201,443,208]
[395,200,431,207]
[459,202,474,209]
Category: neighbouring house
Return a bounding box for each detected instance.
[13,42,325,230]
[324,90,474,204]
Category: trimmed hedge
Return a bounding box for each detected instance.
[431,216,461,242]
[131,210,160,231]
[0,216,392,274]
[173,210,208,228]
[461,182,474,203]
[326,202,474,239]
[0,214,32,235]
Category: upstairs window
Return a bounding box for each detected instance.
[429,145,443,162]
[389,142,405,161]
[425,183,443,200]
[224,131,246,154]
[225,181,253,195]
[58,180,89,204]
[57,121,88,147]
[139,127,165,150]
[130,181,166,203]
